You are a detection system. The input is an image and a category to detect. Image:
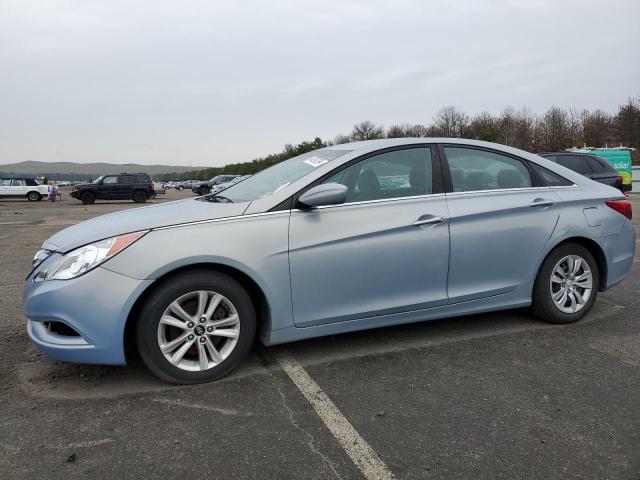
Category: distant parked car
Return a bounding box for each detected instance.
[70,173,155,204]
[540,153,624,193]
[176,180,198,190]
[192,175,240,196]
[0,177,49,201]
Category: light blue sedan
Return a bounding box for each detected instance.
[24,139,635,383]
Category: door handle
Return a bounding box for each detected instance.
[413,215,446,226]
[529,198,554,208]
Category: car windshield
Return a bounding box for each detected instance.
[209,150,351,203]
[92,176,104,184]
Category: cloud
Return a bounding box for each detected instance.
[0,0,638,166]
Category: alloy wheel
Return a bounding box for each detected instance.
[157,290,240,371]
[549,254,593,314]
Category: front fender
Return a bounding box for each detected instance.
[103,213,294,332]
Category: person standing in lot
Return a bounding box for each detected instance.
[48,182,59,203]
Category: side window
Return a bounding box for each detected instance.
[119,176,135,184]
[12,179,27,186]
[102,176,118,184]
[0,179,10,186]
[444,147,532,192]
[135,175,149,183]
[529,163,574,187]
[322,148,433,203]
[556,155,591,174]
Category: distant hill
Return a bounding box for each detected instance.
[0,161,193,181]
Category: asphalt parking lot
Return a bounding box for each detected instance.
[1,190,639,479]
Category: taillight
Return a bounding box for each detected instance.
[606,199,632,220]
[615,175,623,187]
[149,183,155,190]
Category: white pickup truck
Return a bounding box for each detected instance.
[0,178,50,201]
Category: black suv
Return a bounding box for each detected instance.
[539,153,624,193]
[70,173,155,204]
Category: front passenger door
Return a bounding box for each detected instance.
[100,176,119,199]
[288,146,450,327]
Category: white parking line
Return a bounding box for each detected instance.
[274,350,396,480]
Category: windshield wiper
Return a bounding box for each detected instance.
[200,194,233,203]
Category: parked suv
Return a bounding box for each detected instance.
[70,173,155,204]
[192,175,240,196]
[540,153,624,193]
[0,177,49,201]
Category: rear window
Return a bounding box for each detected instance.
[556,155,591,174]
[587,156,616,173]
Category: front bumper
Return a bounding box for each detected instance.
[24,263,152,365]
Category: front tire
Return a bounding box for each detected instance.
[531,243,599,324]
[27,191,41,201]
[136,270,256,384]
[197,187,209,196]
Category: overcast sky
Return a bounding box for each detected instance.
[0,0,638,167]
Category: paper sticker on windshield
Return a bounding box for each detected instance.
[304,156,329,168]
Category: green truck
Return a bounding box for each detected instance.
[570,147,634,192]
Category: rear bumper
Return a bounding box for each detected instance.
[602,219,636,290]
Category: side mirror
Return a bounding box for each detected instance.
[298,183,348,209]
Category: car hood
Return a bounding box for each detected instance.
[44,199,248,252]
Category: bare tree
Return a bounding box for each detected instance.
[612,97,640,147]
[386,124,408,138]
[581,109,613,147]
[469,111,498,142]
[350,121,385,141]
[536,106,570,152]
[333,133,352,145]
[386,123,427,138]
[431,106,470,137]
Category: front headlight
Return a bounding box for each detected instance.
[33,231,147,282]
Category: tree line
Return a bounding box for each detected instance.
[158,97,639,181]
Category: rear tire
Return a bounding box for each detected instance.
[27,191,41,202]
[133,190,147,203]
[136,270,256,384]
[531,243,599,324]
[80,191,96,205]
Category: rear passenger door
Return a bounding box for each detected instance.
[118,175,136,199]
[441,145,562,303]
